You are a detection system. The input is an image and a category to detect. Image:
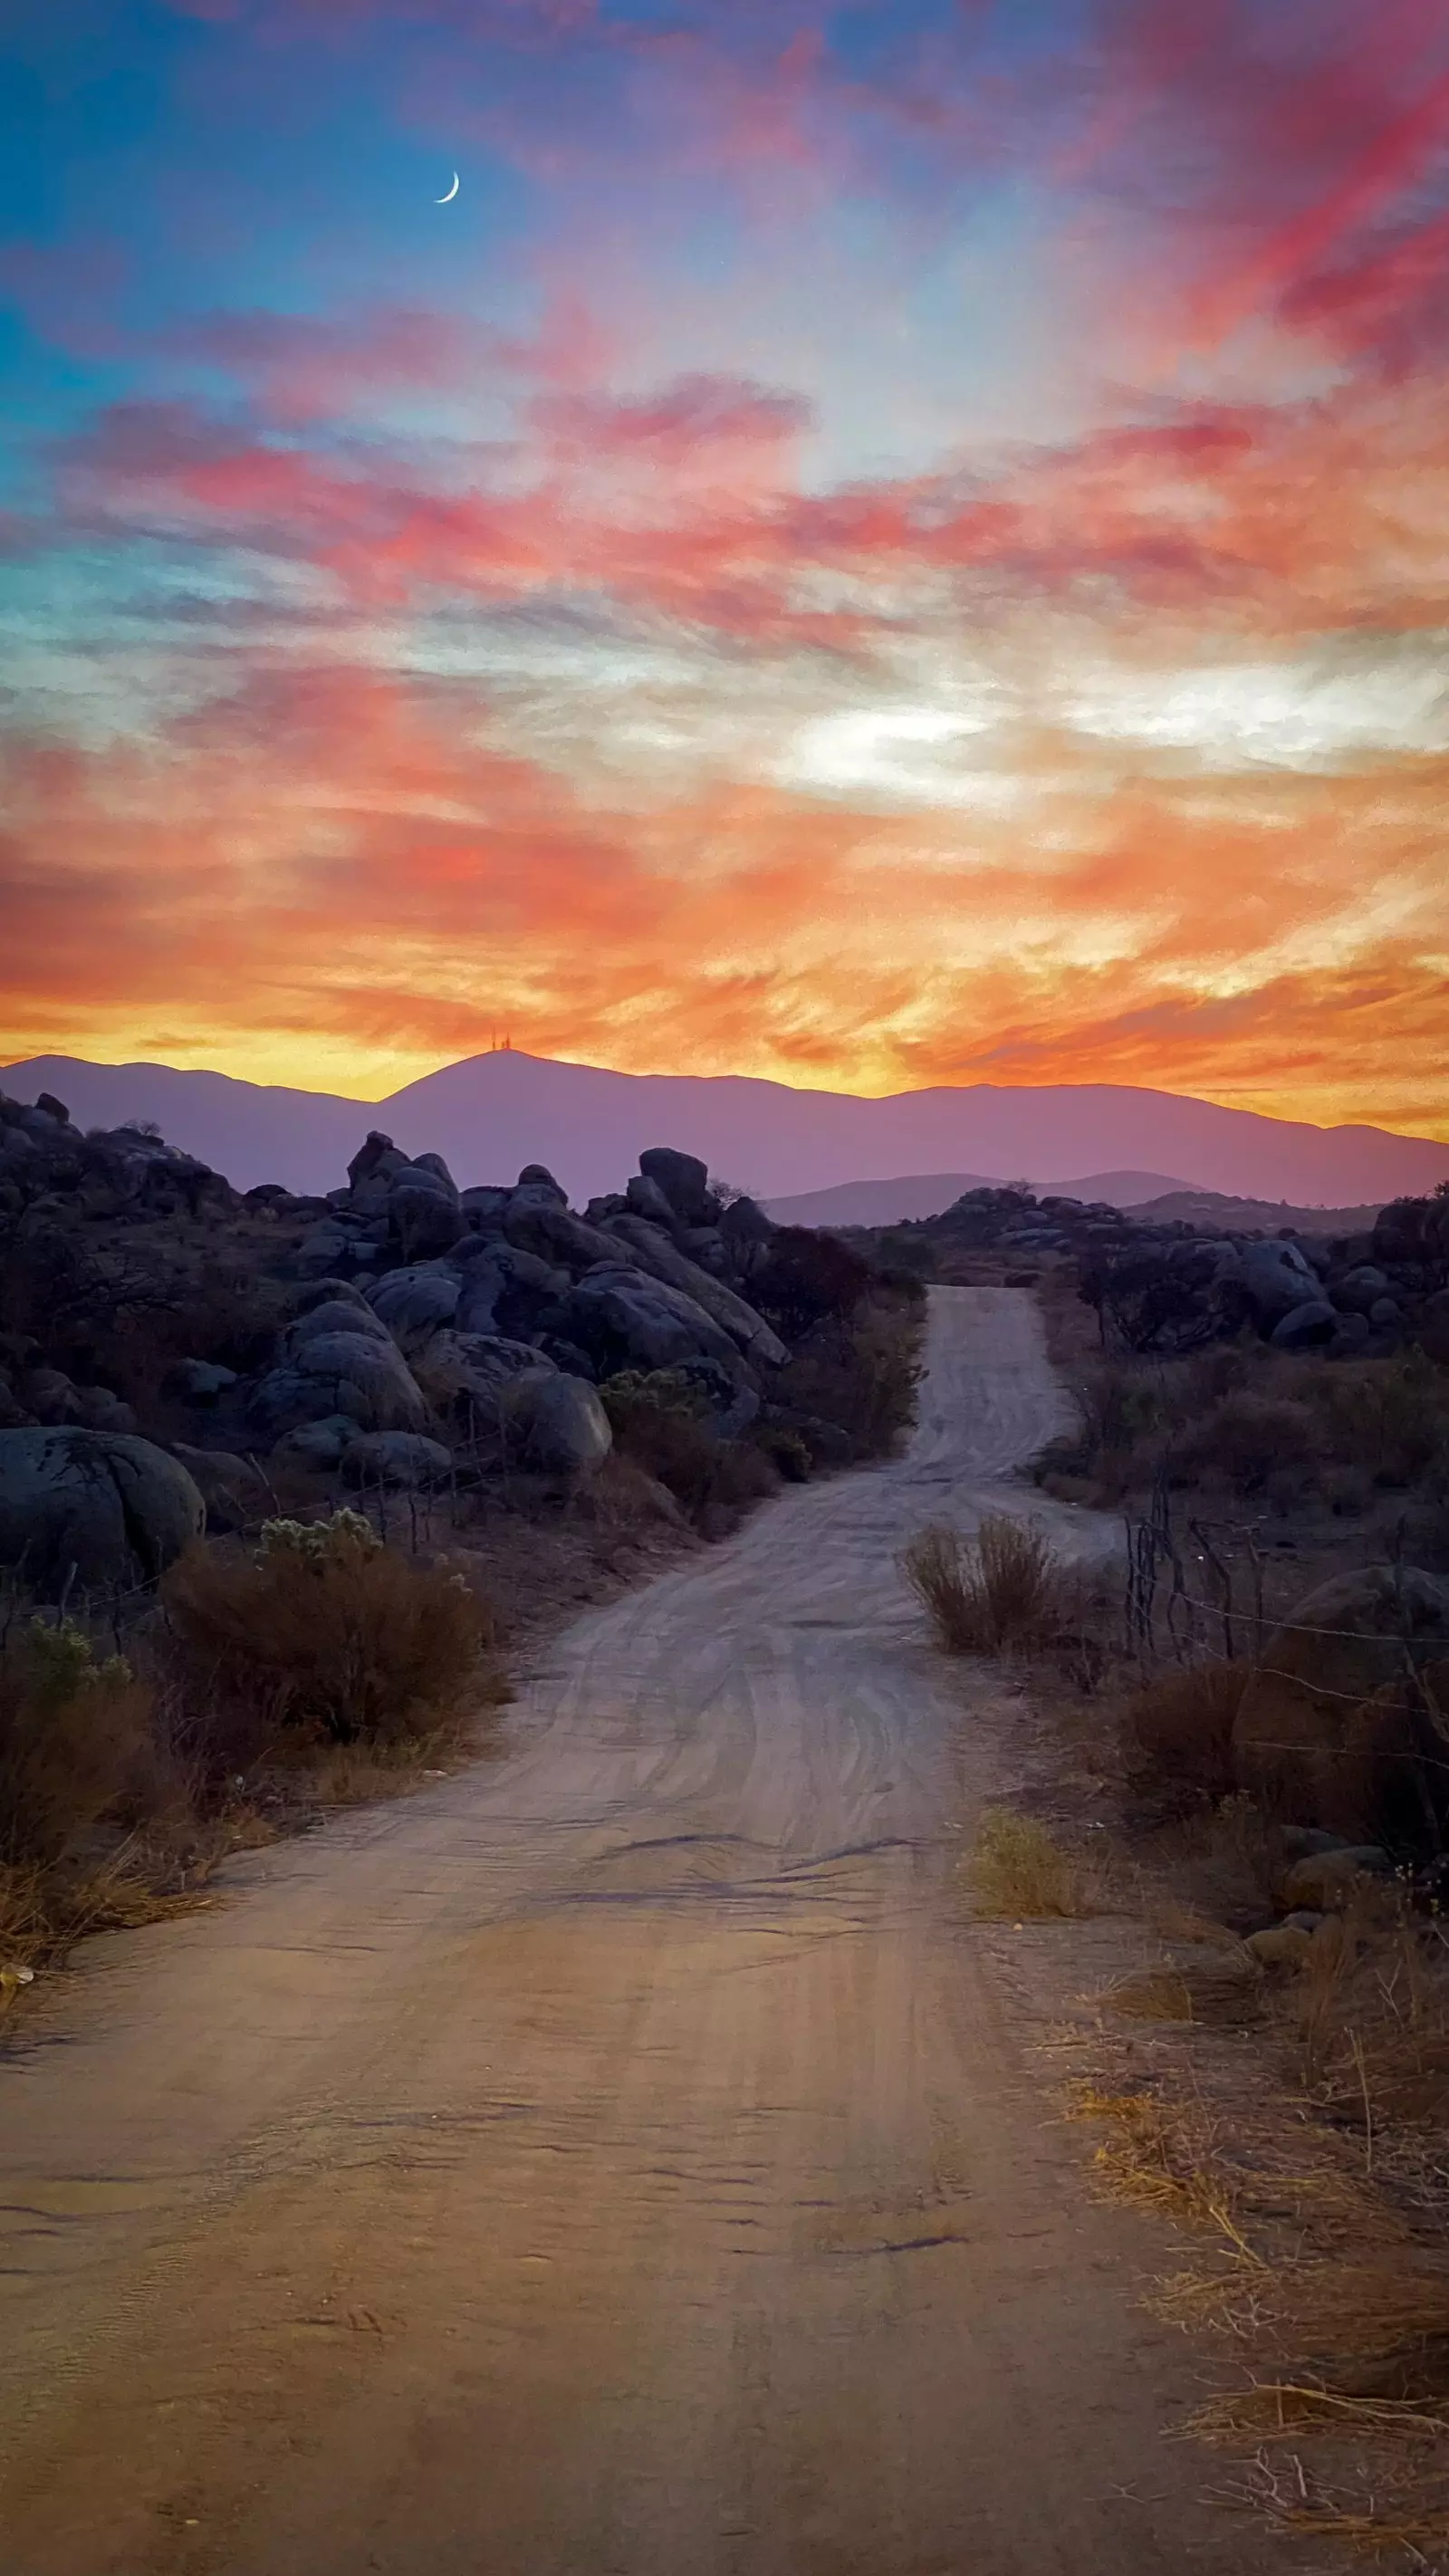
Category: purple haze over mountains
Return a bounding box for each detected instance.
[5,1051,1447,1209]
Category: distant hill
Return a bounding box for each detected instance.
[1130,1190,1388,1236]
[763,1170,1193,1227]
[5,1049,1446,1207]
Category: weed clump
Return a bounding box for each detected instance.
[0,1619,153,1876]
[162,1509,496,1748]
[967,1808,1095,1918]
[903,1513,1066,1655]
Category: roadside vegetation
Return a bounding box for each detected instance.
[0,1510,506,1982]
[900,1230,1449,2562]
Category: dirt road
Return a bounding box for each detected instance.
[2,1290,1279,2575]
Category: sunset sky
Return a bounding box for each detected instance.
[3,0,1447,1136]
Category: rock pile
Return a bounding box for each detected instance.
[0,1084,792,1569]
[907,1182,1449,1360]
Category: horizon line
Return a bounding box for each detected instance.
[2,1043,1445,1149]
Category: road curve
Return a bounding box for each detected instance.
[1,1289,1276,2576]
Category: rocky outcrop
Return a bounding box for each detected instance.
[0,1427,205,1591]
[897,1177,1449,1363]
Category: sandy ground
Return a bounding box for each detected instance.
[0,1288,1294,2576]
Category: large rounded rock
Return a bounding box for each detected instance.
[1239,1239,1322,1325]
[248,1332,429,1437]
[388,1177,465,1257]
[289,1299,393,1350]
[1271,1298,1339,1351]
[638,1147,711,1224]
[367,1265,462,1339]
[424,1332,555,1426]
[0,1427,205,1591]
[498,1373,612,1474]
[563,1267,740,1372]
[1233,1566,1449,1842]
[604,1216,788,1366]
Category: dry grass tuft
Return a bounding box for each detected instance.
[904,1513,1069,1656]
[967,1807,1096,1918]
[163,1510,502,1749]
[1104,1950,1263,2027]
[1068,2085,1254,2250]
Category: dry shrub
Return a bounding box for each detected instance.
[569,1454,688,1533]
[1179,1390,1322,1495]
[1123,1659,1248,1809]
[1281,1896,1449,2139]
[771,1289,924,1463]
[600,1371,780,1530]
[0,1619,156,1874]
[162,1510,497,1748]
[904,1513,1065,1655]
[967,1807,1094,1918]
[1069,2085,1250,2244]
[1104,1953,1262,2026]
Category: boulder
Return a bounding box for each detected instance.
[248,1332,430,1437]
[387,1172,465,1256]
[170,1443,271,1532]
[1233,1566,1449,1842]
[625,1173,680,1229]
[0,1427,205,1591]
[498,1373,613,1475]
[501,1195,630,1276]
[603,1216,788,1366]
[1333,1264,1391,1312]
[455,1244,570,1339]
[21,1369,82,1426]
[638,1147,711,1225]
[272,1415,364,1470]
[367,1265,462,1339]
[342,1431,452,1489]
[347,1129,408,1192]
[1281,1846,1392,1912]
[516,1162,567,1202]
[1239,1238,1321,1325]
[294,1276,374,1316]
[166,1358,239,1404]
[424,1331,554,1420]
[72,1387,139,1436]
[289,1298,393,1350]
[1271,1298,1339,1351]
[410,1150,458,1197]
[294,1218,360,1278]
[563,1267,741,1373]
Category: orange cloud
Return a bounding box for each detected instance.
[3,662,1445,1135]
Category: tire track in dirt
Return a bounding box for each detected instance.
[0,1289,1294,2574]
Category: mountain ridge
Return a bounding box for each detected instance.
[4,1050,1446,1206]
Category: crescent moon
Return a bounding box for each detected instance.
[437,171,459,203]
